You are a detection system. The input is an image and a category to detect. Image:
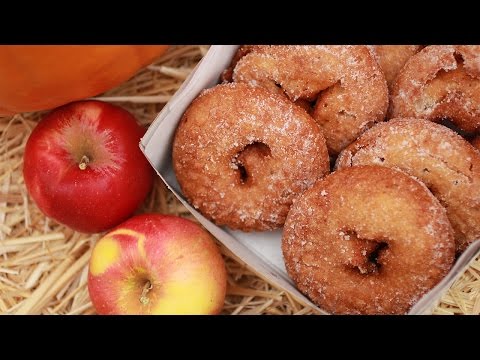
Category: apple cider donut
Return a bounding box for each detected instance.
[391,45,480,134]
[336,118,480,254]
[172,83,330,232]
[367,45,423,91]
[231,45,389,155]
[282,165,455,315]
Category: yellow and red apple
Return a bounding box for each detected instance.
[87,214,227,315]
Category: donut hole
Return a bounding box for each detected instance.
[237,163,248,184]
[341,230,390,275]
[349,241,389,275]
[453,52,465,66]
[232,142,272,185]
[347,242,389,275]
[367,242,389,271]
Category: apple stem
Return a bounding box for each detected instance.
[139,280,153,305]
[78,155,90,170]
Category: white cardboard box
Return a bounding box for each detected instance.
[140,45,480,315]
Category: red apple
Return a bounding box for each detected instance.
[87,214,227,315]
[23,100,153,233]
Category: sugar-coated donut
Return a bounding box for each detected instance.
[336,118,480,254]
[391,45,480,133]
[172,83,330,232]
[367,45,422,91]
[282,165,455,315]
[231,45,389,155]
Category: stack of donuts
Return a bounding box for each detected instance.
[172,45,480,315]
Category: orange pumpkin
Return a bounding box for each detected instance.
[0,45,169,116]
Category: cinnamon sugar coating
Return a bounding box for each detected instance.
[231,45,389,155]
[391,45,480,133]
[282,166,455,314]
[336,118,480,254]
[173,83,330,231]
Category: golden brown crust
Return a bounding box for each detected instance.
[367,45,423,91]
[231,45,389,155]
[390,45,480,133]
[336,118,480,253]
[282,165,455,314]
[172,83,330,231]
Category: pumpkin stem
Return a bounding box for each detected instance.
[79,155,90,170]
